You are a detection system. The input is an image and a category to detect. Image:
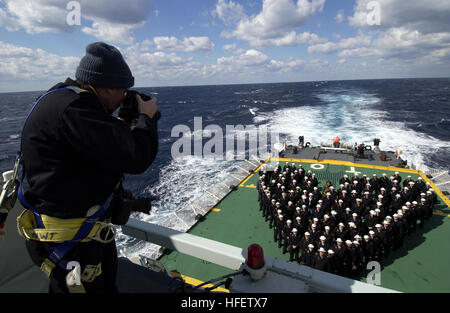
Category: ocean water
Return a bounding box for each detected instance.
[1,78,449,257]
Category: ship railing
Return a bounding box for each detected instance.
[122,218,398,293]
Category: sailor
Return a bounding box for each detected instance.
[370,174,380,192]
[393,172,402,185]
[391,214,402,250]
[397,212,407,247]
[288,228,301,262]
[19,42,159,293]
[274,214,285,248]
[424,191,434,219]
[365,210,378,232]
[302,244,316,267]
[334,238,349,277]
[322,225,335,246]
[310,173,319,188]
[293,216,305,236]
[334,223,349,241]
[300,232,312,257]
[329,210,338,231]
[374,224,386,259]
[402,175,414,188]
[362,191,374,211]
[352,198,365,217]
[343,207,353,224]
[282,219,294,254]
[322,192,334,213]
[326,249,337,274]
[318,236,331,252]
[382,220,393,256]
[369,230,382,261]
[314,247,329,271]
[328,185,338,202]
[312,204,324,221]
[339,175,351,185]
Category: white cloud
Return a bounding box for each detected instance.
[219,0,326,48]
[0,41,79,82]
[335,10,345,24]
[0,0,152,44]
[308,33,372,54]
[153,36,215,52]
[348,0,450,33]
[213,0,246,26]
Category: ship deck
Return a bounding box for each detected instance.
[158,152,450,292]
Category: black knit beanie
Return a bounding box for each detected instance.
[75,42,134,88]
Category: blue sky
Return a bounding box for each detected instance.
[0,0,449,92]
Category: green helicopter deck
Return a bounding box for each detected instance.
[158,146,450,293]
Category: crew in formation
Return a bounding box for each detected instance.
[257,162,438,278]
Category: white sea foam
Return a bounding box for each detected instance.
[254,90,450,172]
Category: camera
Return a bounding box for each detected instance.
[118,90,161,124]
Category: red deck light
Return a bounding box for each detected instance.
[247,243,265,269]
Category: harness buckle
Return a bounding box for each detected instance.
[92,221,116,244]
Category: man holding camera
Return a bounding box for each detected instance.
[20,42,159,293]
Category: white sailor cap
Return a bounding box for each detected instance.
[356,198,361,201]
[308,244,315,248]
[344,175,348,178]
[376,202,382,206]
[309,193,313,196]
[316,204,321,208]
[345,240,352,245]
[378,195,383,198]
[313,217,319,222]
[398,212,403,216]
[279,215,284,218]
[277,209,282,213]
[353,241,360,245]
[396,194,401,197]
[393,214,398,218]
[409,181,415,185]
[395,172,399,175]
[426,190,432,194]
[382,173,387,176]
[276,202,280,205]
[373,174,377,176]
[272,180,276,183]
[352,213,358,217]
[287,219,292,223]
[418,177,423,180]
[375,224,382,228]
[406,202,411,205]
[313,187,318,190]
[331,210,337,215]
[302,204,307,208]
[296,216,301,220]
[326,192,331,196]
[271,199,276,202]
[349,222,356,228]
[305,232,310,236]
[296,186,301,189]
[364,235,370,239]
[353,180,359,184]
[288,201,293,204]
[292,228,298,232]
[338,199,343,203]
[370,210,376,214]
[325,226,330,230]
[311,224,317,228]
[281,185,286,189]
[345,208,351,211]
[421,198,426,202]
[336,238,343,242]
[324,214,329,218]
[354,235,361,239]
[318,199,323,203]
[402,206,408,210]
[364,191,370,195]
[380,187,386,191]
[369,230,375,235]
[340,184,344,188]
[330,186,335,189]
[412,201,418,205]
[375,208,381,212]
[394,180,398,183]
[420,192,426,196]
[328,249,334,254]
[319,247,326,253]
[351,190,357,194]
[386,216,392,220]
[342,190,347,193]
[339,222,344,227]
[404,187,409,190]
[320,236,326,240]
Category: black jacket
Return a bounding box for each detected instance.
[21,78,159,219]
